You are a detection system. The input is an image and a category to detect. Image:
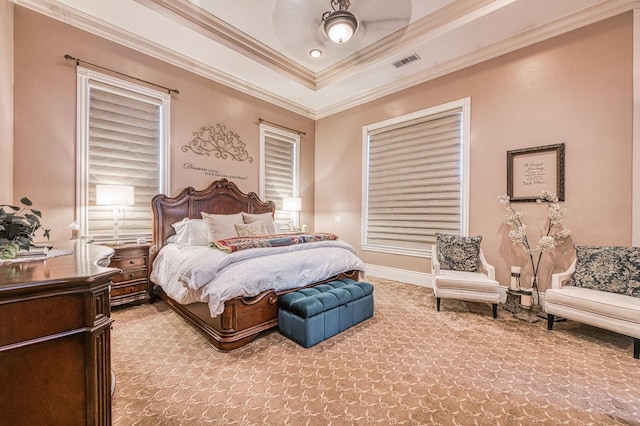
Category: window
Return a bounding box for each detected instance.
[260,124,300,227]
[362,98,470,257]
[76,67,170,240]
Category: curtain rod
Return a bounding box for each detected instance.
[258,118,306,136]
[64,54,179,95]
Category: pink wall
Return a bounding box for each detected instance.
[315,13,633,289]
[10,7,634,290]
[12,7,315,241]
[0,1,13,202]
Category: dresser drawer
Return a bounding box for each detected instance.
[112,267,147,284]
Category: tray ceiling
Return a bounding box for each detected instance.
[12,0,634,118]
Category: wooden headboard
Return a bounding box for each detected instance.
[151,179,276,254]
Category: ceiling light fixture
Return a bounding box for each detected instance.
[322,0,358,44]
[310,49,323,58]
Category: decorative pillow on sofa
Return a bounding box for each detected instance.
[436,233,482,272]
[569,245,640,297]
[234,220,267,237]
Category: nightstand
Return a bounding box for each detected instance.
[106,242,152,307]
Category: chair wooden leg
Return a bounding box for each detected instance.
[436,297,441,312]
[634,338,639,359]
[547,314,555,330]
[492,303,497,319]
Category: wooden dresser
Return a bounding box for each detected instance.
[0,241,119,425]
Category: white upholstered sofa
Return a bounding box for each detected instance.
[545,246,640,359]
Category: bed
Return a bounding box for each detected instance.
[149,179,364,351]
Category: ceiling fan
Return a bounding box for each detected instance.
[322,0,358,44]
[271,0,412,64]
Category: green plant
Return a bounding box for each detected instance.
[0,197,50,259]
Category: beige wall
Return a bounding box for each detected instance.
[12,7,315,241]
[315,13,633,289]
[0,1,13,202]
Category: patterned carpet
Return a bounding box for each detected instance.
[111,277,640,425]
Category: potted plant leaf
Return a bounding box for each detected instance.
[0,197,50,259]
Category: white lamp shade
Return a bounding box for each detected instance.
[282,197,302,212]
[96,185,135,206]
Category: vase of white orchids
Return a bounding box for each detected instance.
[498,191,571,304]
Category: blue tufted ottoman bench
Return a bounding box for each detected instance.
[277,278,374,348]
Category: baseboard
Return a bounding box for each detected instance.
[364,264,526,305]
[364,263,431,288]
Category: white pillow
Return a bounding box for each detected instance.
[242,212,276,234]
[201,212,244,242]
[234,220,267,237]
[170,218,208,246]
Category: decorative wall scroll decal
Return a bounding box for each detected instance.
[182,123,254,163]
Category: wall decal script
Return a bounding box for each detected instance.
[182,163,248,181]
[182,123,254,163]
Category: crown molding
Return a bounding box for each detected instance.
[135,0,317,90]
[136,0,507,91]
[314,0,639,119]
[12,0,316,118]
[316,0,507,89]
[11,0,640,120]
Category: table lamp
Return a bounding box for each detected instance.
[282,197,302,230]
[96,184,134,244]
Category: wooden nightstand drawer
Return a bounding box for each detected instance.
[110,254,147,269]
[112,267,147,284]
[111,281,148,298]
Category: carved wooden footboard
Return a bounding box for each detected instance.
[155,270,359,351]
[155,287,280,351]
[150,179,359,351]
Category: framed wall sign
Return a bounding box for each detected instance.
[507,143,565,202]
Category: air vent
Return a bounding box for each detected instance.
[392,53,421,68]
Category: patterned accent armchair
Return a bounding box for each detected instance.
[431,244,501,318]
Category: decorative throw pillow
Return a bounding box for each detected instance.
[569,245,640,297]
[201,212,244,242]
[234,220,267,237]
[242,212,277,235]
[436,233,482,272]
[170,218,208,246]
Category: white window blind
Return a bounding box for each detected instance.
[363,99,470,257]
[260,125,300,225]
[76,67,170,240]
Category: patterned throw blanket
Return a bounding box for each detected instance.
[212,233,339,253]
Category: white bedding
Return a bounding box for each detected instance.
[150,239,365,317]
